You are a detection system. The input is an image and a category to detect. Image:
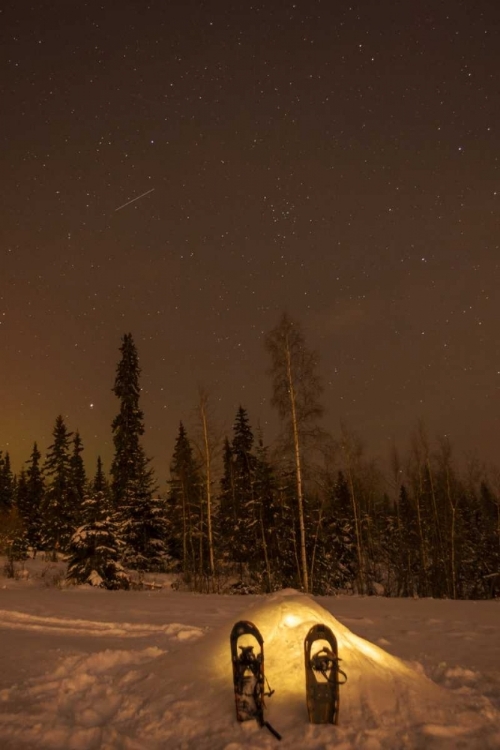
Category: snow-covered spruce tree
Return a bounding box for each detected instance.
[13,467,30,559]
[311,470,358,594]
[217,406,265,587]
[474,481,500,598]
[9,469,30,561]
[271,460,305,588]
[110,333,168,572]
[251,432,282,591]
[41,416,75,558]
[396,483,420,596]
[0,451,15,514]
[119,470,170,573]
[0,506,27,576]
[66,457,130,589]
[68,431,87,528]
[19,442,45,555]
[93,455,109,499]
[337,424,369,594]
[167,422,203,581]
[218,436,235,521]
[231,406,257,520]
[0,451,23,572]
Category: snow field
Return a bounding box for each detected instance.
[0,578,498,749]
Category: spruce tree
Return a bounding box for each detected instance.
[69,431,87,526]
[41,416,74,556]
[272,461,304,588]
[397,483,420,596]
[15,469,28,516]
[167,422,202,579]
[66,457,129,589]
[111,333,149,504]
[218,437,236,520]
[21,442,45,554]
[316,470,357,592]
[231,406,257,515]
[253,434,282,591]
[110,333,167,571]
[217,407,259,585]
[0,451,15,513]
[217,438,239,571]
[12,469,30,560]
[93,455,109,498]
[0,505,27,573]
[120,481,169,572]
[456,481,498,599]
[0,467,29,567]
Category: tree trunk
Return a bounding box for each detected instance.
[258,506,272,592]
[309,503,324,594]
[445,464,457,599]
[285,345,309,593]
[345,461,364,594]
[199,392,215,586]
[340,427,365,594]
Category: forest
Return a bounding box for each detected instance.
[0,314,499,599]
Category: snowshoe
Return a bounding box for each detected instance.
[230,620,281,740]
[304,623,347,724]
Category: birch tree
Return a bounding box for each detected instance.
[265,313,324,593]
[193,388,219,589]
[338,423,366,594]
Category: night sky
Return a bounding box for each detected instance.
[2,0,499,481]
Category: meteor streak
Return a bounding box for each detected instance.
[114,187,155,212]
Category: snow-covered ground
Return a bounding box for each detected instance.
[0,561,499,749]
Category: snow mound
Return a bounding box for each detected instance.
[207,593,454,727]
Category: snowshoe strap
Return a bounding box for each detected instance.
[264,675,275,698]
[337,665,347,684]
[311,648,347,685]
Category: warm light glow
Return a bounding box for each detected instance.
[283,613,302,627]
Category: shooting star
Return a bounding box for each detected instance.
[114,187,155,212]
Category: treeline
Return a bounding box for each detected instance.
[0,316,499,598]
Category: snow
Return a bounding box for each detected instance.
[0,564,499,749]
